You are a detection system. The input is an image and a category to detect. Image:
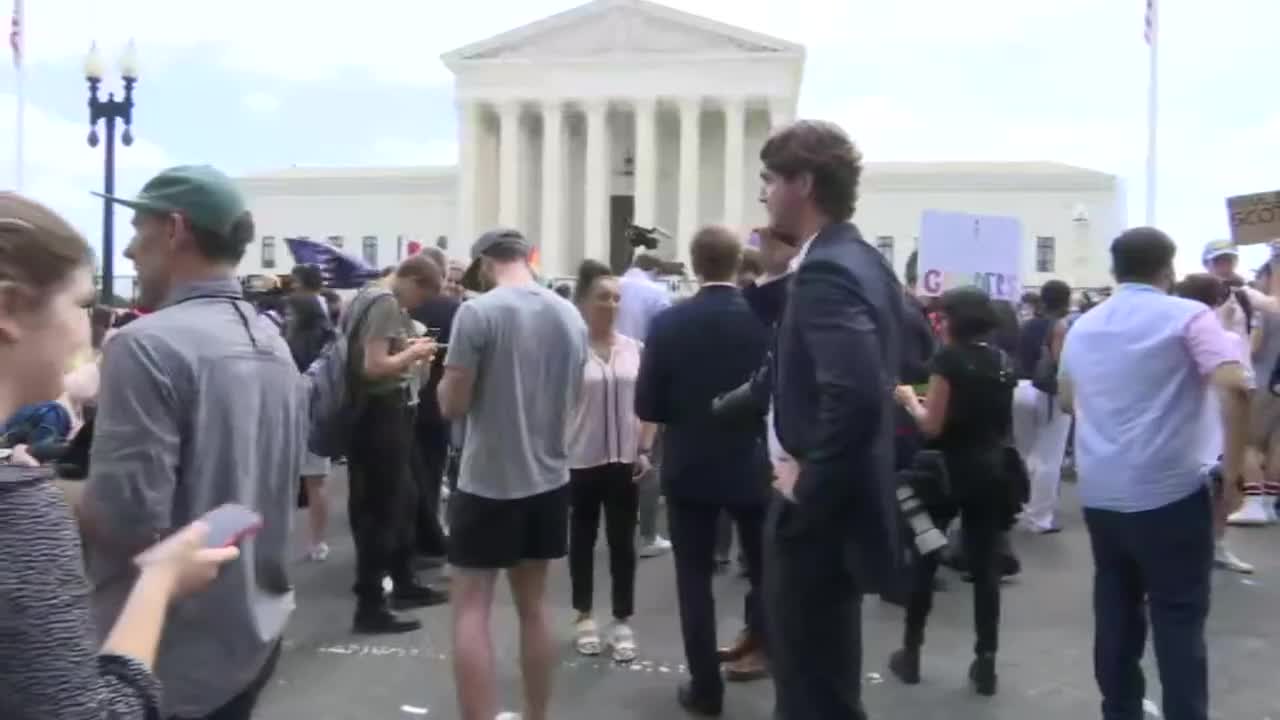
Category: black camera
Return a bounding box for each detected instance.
[624,225,671,251]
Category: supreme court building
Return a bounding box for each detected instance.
[238,0,1123,289]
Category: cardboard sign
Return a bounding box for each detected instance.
[1227,191,1280,246]
[917,210,1023,302]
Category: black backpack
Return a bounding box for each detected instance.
[1030,319,1061,396]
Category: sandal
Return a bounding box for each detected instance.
[574,618,602,656]
[609,622,637,663]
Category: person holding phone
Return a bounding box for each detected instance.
[0,192,241,720]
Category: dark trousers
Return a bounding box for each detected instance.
[765,495,867,720]
[414,412,450,557]
[347,393,418,609]
[715,512,734,561]
[569,463,639,619]
[170,641,281,720]
[668,498,766,699]
[904,500,1003,655]
[1084,488,1213,720]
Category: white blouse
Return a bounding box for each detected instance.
[569,333,644,469]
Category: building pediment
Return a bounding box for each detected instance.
[442,0,802,67]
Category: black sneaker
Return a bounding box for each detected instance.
[391,583,449,609]
[888,647,921,685]
[968,653,997,696]
[353,608,422,635]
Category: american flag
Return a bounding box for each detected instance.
[8,0,20,68]
[1144,0,1157,45]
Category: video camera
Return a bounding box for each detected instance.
[624,225,672,251]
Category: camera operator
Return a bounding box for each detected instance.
[889,286,1019,697]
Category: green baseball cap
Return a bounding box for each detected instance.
[93,165,247,236]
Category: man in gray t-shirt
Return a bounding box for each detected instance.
[448,284,585,499]
[439,228,586,720]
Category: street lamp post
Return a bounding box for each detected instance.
[84,40,139,304]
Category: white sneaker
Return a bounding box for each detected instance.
[1227,496,1273,526]
[638,536,672,558]
[308,542,330,562]
[494,713,522,720]
[608,621,637,663]
[1214,542,1255,574]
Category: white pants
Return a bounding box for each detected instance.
[1012,380,1073,530]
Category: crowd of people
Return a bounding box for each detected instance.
[0,117,1275,720]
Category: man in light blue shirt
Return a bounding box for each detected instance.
[616,252,674,556]
[1059,227,1250,720]
[617,253,672,342]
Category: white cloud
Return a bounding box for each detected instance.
[8,0,1280,284]
[367,138,459,166]
[9,0,1136,87]
[240,91,281,115]
[0,93,173,277]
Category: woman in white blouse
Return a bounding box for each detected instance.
[568,259,656,663]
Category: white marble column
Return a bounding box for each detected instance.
[455,99,480,246]
[722,96,746,233]
[633,98,658,230]
[540,101,565,278]
[498,100,521,228]
[768,96,796,131]
[583,99,610,265]
[677,96,702,268]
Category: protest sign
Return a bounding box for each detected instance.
[917,210,1023,302]
[1227,191,1280,246]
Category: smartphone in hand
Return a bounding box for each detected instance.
[202,504,263,548]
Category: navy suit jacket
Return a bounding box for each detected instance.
[742,276,790,329]
[772,222,905,593]
[635,285,771,506]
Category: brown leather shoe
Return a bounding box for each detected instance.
[723,650,770,683]
[716,630,757,663]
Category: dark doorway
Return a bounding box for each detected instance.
[609,195,636,273]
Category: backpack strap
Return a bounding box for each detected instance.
[1236,288,1254,335]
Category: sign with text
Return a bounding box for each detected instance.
[917,210,1023,302]
[1227,191,1280,246]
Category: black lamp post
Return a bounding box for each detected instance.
[85,40,138,304]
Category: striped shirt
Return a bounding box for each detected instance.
[0,466,160,719]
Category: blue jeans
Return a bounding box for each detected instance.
[1083,488,1213,720]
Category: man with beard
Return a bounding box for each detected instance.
[759,122,902,720]
[80,166,305,719]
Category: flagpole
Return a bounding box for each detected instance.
[12,0,23,192]
[15,50,23,192]
[1144,1,1158,226]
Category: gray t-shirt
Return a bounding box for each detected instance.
[445,283,587,499]
[346,286,419,398]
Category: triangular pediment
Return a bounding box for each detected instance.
[442,0,802,66]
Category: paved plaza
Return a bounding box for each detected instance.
[257,471,1280,720]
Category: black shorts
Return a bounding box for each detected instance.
[448,485,570,569]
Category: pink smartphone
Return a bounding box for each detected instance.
[202,504,263,548]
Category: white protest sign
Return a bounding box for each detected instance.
[917,210,1023,302]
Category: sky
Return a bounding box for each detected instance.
[1,0,1278,278]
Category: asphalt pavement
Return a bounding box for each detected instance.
[254,470,1280,720]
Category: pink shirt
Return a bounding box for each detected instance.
[569,333,645,469]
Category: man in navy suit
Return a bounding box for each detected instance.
[761,120,904,720]
[636,226,771,717]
